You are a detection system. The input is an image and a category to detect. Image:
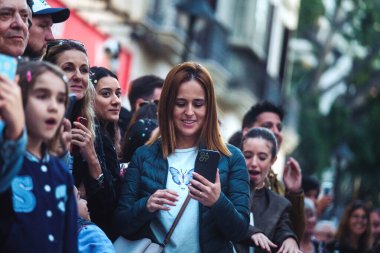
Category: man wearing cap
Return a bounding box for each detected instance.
[24,0,69,59]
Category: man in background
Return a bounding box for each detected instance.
[119,75,163,136]
[24,0,70,59]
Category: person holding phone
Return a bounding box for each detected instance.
[114,62,250,252]
[302,176,333,218]
[0,62,26,193]
[43,40,120,240]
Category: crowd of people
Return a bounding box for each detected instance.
[0,0,379,253]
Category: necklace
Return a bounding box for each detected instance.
[255,182,265,190]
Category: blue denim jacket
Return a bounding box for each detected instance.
[0,121,27,192]
[78,217,115,253]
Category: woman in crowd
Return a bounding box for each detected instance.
[236,127,301,253]
[43,41,120,240]
[88,66,123,239]
[300,198,326,253]
[114,62,250,252]
[314,220,337,245]
[326,200,371,253]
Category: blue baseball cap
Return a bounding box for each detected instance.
[32,0,70,23]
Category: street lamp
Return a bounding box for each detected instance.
[175,0,215,62]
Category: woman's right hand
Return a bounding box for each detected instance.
[71,121,95,159]
[146,189,179,213]
[251,233,277,252]
[71,121,102,178]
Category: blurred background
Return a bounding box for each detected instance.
[49,0,380,210]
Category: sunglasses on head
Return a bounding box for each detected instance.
[139,99,159,108]
[45,39,87,55]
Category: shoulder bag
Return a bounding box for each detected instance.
[114,195,191,253]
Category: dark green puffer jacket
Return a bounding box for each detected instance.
[114,140,250,252]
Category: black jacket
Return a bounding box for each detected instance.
[326,239,372,253]
[73,122,121,241]
[236,187,298,253]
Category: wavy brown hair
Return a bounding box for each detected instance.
[336,200,371,251]
[147,62,230,158]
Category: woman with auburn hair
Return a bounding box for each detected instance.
[114,62,250,252]
[326,200,371,253]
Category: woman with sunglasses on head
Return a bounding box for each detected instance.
[43,40,121,240]
[326,200,371,253]
[114,62,250,252]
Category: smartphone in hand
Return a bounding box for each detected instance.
[70,116,88,155]
[0,53,17,81]
[320,181,333,197]
[194,149,220,183]
[76,116,88,127]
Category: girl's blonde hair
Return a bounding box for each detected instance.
[43,40,95,137]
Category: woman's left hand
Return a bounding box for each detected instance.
[276,238,302,253]
[188,169,221,207]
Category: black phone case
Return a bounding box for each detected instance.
[194,149,220,183]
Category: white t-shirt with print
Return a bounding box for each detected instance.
[150,147,200,253]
